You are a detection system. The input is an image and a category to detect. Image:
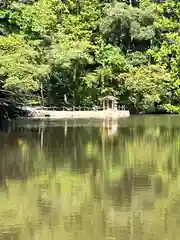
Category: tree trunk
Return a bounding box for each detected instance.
[47,76,52,106]
[72,66,77,106]
[40,82,44,106]
[76,0,80,14]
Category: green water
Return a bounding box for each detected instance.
[0,115,180,240]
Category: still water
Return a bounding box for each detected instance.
[0,115,180,240]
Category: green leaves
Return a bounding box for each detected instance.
[100,2,155,50]
[95,43,126,71]
[53,34,93,68]
[0,34,50,92]
[0,0,179,111]
[121,65,172,112]
[9,0,58,37]
[148,33,180,77]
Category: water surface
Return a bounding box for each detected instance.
[0,115,180,240]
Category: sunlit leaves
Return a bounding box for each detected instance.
[82,43,127,98]
[0,0,179,111]
[0,34,50,92]
[121,65,172,111]
[100,2,155,49]
[9,0,58,37]
[95,44,126,71]
[53,35,93,68]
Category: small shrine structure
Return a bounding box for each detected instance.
[101,95,118,111]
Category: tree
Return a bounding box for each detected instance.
[119,65,172,112]
[0,0,179,114]
[0,34,50,94]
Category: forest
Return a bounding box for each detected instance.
[0,0,179,115]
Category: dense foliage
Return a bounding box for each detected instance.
[0,0,179,114]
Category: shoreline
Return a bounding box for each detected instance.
[21,109,130,119]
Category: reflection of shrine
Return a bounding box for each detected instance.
[101,118,118,137]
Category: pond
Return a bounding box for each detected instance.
[0,115,180,240]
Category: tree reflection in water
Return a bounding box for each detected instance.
[0,117,179,239]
